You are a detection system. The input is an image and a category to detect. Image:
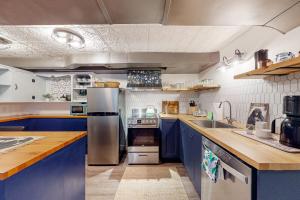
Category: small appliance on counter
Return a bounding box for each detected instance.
[271,96,300,148]
[70,102,87,116]
[162,101,179,114]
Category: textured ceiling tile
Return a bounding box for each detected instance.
[111,24,149,51]
[187,26,248,52]
[0,24,249,58]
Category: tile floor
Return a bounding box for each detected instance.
[86,157,200,200]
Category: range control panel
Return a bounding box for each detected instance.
[127,118,159,128]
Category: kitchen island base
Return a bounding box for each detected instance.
[0,138,85,200]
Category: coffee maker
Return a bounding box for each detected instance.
[271,96,300,148]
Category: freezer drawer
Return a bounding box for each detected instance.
[87,88,119,113]
[128,152,159,164]
[88,115,119,165]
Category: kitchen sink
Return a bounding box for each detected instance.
[191,120,237,128]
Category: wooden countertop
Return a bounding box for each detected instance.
[0,114,87,123]
[160,114,300,170]
[0,131,86,180]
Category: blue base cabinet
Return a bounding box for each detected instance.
[256,170,300,200]
[160,119,180,161]
[0,138,85,200]
[180,121,202,195]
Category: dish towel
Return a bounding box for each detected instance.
[202,146,220,183]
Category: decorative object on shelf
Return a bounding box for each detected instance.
[275,52,295,62]
[254,49,269,69]
[127,70,162,89]
[72,74,92,102]
[246,103,269,128]
[105,81,120,88]
[52,28,85,49]
[42,93,53,102]
[94,81,105,87]
[0,36,12,50]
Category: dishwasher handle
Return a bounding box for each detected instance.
[220,161,249,184]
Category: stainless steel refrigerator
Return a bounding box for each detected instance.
[87,87,125,165]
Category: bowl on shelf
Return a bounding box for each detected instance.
[104,81,120,88]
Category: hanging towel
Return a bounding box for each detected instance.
[202,146,220,183]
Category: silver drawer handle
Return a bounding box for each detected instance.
[220,161,249,184]
[138,154,148,157]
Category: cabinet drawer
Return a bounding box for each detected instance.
[128,152,159,164]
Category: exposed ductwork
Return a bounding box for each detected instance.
[0,0,299,33]
[0,52,220,74]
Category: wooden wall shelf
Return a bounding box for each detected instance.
[234,56,300,79]
[162,85,220,92]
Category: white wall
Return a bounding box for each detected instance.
[198,26,300,130]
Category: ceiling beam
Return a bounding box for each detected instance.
[162,0,172,25]
[96,0,113,24]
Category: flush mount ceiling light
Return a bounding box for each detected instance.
[0,36,12,50]
[52,28,85,49]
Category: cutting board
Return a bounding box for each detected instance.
[162,101,179,114]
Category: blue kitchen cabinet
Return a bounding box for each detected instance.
[192,132,202,195]
[0,138,85,200]
[28,118,87,131]
[181,123,195,178]
[160,119,180,161]
[256,170,300,200]
[180,121,202,195]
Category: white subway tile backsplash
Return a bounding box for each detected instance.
[283,80,291,92]
[291,79,298,92]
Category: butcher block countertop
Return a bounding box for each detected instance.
[0,114,87,123]
[0,131,86,180]
[160,114,300,171]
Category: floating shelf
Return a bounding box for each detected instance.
[162,85,220,92]
[234,56,300,79]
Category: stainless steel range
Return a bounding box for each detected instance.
[127,109,159,164]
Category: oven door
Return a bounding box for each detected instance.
[127,128,159,152]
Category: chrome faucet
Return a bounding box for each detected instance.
[219,100,233,125]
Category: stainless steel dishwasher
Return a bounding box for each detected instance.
[201,137,252,200]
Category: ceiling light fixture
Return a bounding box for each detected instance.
[223,49,246,67]
[52,28,85,49]
[0,36,12,50]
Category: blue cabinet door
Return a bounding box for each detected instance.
[29,118,87,131]
[160,119,179,160]
[192,130,202,195]
[180,121,202,195]
[181,122,194,179]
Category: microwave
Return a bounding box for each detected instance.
[70,103,87,116]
